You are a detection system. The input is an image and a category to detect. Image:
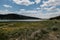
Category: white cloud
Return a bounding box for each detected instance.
[3,4,12,8]
[39,0,60,14]
[16,9,60,19]
[13,0,35,6]
[35,0,41,4]
[0,10,14,14]
[13,0,41,6]
[40,0,60,9]
[41,6,56,11]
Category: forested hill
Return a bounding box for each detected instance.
[0,14,40,20]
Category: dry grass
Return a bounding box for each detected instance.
[0,20,60,40]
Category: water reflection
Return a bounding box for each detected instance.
[0,19,43,22]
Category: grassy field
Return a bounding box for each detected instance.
[0,20,60,40]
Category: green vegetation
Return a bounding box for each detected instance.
[0,20,60,40]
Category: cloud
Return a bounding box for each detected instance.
[35,0,41,4]
[39,0,60,14]
[16,9,60,19]
[0,10,14,14]
[13,0,41,6]
[3,4,12,8]
[13,0,34,6]
[40,0,60,10]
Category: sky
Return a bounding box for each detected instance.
[0,0,60,19]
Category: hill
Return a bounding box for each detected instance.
[0,14,40,20]
[50,16,60,20]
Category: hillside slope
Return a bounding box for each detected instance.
[0,14,40,20]
[50,16,60,20]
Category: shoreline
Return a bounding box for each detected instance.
[0,19,46,22]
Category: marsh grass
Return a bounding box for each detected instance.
[0,20,60,40]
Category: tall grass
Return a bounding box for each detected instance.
[0,20,60,40]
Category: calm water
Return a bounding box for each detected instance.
[0,19,44,22]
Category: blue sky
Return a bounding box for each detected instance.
[0,0,60,19]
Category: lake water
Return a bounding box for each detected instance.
[0,19,45,22]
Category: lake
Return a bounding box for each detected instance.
[0,19,45,22]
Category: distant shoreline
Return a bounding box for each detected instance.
[0,19,46,22]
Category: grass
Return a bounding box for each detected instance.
[0,20,60,40]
